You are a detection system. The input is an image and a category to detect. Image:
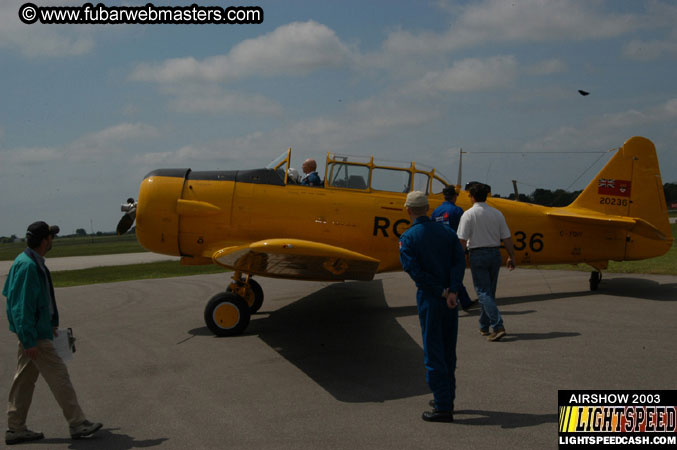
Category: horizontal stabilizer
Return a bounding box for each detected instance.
[547,210,667,241]
[211,239,380,281]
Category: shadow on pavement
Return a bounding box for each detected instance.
[35,428,167,449]
[600,278,677,301]
[497,332,580,342]
[454,409,557,429]
[247,280,430,403]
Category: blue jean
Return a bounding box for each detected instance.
[469,247,504,331]
[416,290,458,411]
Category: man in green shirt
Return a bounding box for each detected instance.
[3,221,102,445]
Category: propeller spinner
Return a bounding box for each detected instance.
[117,197,137,235]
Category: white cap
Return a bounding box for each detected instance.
[404,191,428,208]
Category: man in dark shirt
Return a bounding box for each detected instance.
[399,191,465,422]
[431,186,475,311]
[301,159,322,187]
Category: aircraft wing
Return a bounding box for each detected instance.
[210,239,381,281]
[547,210,668,241]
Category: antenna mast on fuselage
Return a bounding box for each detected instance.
[456,148,464,187]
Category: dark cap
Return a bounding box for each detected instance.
[442,185,458,198]
[26,221,60,241]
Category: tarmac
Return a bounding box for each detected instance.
[1,262,676,449]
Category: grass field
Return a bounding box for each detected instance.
[51,261,228,288]
[0,233,146,261]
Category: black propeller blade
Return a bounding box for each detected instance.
[117,198,137,235]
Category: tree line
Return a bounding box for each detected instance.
[494,182,677,208]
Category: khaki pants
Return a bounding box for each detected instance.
[7,340,86,430]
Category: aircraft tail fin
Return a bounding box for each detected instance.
[568,136,672,256]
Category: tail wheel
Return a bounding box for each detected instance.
[589,271,602,291]
[204,292,251,336]
[227,279,264,313]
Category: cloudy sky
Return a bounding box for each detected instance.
[1,0,676,236]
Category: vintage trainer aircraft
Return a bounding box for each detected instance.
[117,136,672,336]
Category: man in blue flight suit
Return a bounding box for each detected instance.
[301,158,322,187]
[399,191,465,422]
[431,186,476,311]
[431,185,463,230]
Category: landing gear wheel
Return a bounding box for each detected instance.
[589,271,601,291]
[227,279,264,313]
[204,292,251,336]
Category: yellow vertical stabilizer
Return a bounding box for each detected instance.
[569,136,672,259]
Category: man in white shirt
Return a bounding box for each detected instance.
[457,183,516,341]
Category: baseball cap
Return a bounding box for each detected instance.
[26,221,60,241]
[442,185,458,197]
[404,191,428,208]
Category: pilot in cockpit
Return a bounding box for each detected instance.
[301,159,323,187]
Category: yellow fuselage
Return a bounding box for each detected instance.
[135,172,672,274]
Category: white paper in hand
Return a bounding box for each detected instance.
[53,328,73,361]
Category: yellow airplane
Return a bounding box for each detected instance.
[117,136,672,336]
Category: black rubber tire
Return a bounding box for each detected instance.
[204,292,251,336]
[589,271,601,291]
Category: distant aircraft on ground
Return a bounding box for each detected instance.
[118,136,672,336]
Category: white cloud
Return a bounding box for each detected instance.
[131,133,268,167]
[375,0,639,65]
[131,90,441,167]
[622,35,677,61]
[416,56,518,93]
[0,1,95,57]
[0,147,61,165]
[166,86,282,115]
[0,123,161,166]
[458,0,636,42]
[526,58,567,75]
[80,123,160,143]
[621,3,677,61]
[665,98,677,115]
[524,98,677,153]
[131,21,352,83]
[68,123,159,159]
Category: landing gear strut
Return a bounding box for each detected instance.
[203,272,264,336]
[226,273,264,313]
[589,271,602,291]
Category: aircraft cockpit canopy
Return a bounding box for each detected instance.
[265,148,452,193]
[266,148,292,183]
[325,153,450,194]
